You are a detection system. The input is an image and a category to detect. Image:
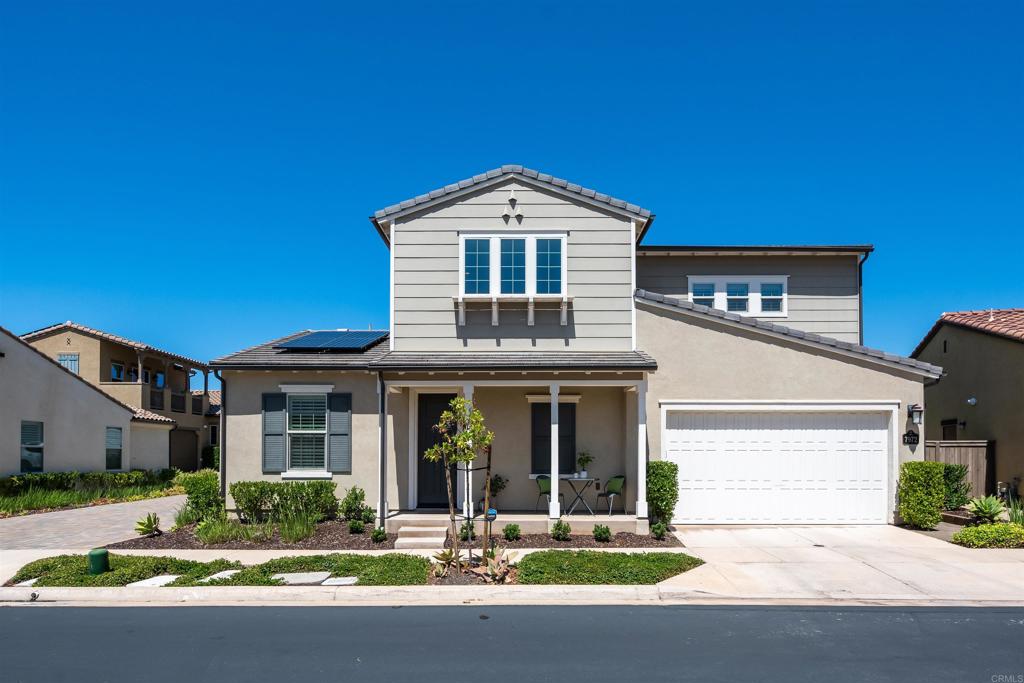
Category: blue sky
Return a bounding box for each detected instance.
[1,1,1021,389]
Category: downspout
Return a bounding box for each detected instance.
[858,250,870,346]
[377,371,387,526]
[214,370,227,498]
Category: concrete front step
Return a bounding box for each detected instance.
[397,526,449,538]
[394,536,447,549]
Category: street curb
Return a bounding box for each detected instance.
[3,585,1024,607]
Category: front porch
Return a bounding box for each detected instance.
[377,374,651,533]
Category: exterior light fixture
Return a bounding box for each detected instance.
[907,404,924,425]
[966,397,977,406]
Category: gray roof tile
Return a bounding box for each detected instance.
[634,290,942,377]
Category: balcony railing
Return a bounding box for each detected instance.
[192,395,203,415]
[149,389,165,411]
[171,391,186,413]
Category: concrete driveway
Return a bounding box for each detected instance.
[663,525,1024,603]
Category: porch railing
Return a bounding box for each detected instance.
[171,391,186,413]
[149,389,165,410]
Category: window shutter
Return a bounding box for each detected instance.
[262,393,286,473]
[21,421,43,445]
[105,427,122,449]
[327,393,352,474]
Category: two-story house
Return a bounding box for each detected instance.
[23,322,213,471]
[211,166,941,534]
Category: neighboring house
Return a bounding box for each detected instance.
[196,389,222,449]
[0,327,174,476]
[211,165,941,529]
[21,321,213,471]
[912,309,1024,497]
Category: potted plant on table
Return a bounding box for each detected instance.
[576,450,593,479]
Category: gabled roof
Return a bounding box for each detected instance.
[912,309,1024,357]
[210,331,391,369]
[370,165,654,245]
[634,290,942,378]
[22,321,208,369]
[0,327,175,425]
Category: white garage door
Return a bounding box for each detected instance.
[664,410,891,524]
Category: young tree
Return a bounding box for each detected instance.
[423,396,494,570]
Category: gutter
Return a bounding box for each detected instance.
[214,370,227,498]
[858,250,870,346]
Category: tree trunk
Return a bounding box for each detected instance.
[481,445,493,560]
[442,454,459,568]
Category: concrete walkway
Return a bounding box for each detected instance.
[663,525,1024,602]
[0,495,185,551]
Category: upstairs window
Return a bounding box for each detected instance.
[459,234,567,299]
[500,238,526,294]
[688,276,788,317]
[463,238,490,294]
[58,353,79,374]
[110,362,125,382]
[536,238,562,294]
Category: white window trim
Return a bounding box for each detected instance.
[285,393,329,473]
[457,232,568,300]
[687,275,789,317]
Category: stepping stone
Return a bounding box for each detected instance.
[15,578,38,587]
[198,570,242,583]
[127,574,180,587]
[270,571,332,586]
[321,576,358,586]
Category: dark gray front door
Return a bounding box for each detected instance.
[417,393,457,508]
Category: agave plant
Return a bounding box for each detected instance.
[472,546,514,584]
[966,496,1005,524]
[135,512,162,537]
[432,548,458,578]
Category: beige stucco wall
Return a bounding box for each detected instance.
[0,332,136,475]
[26,330,102,383]
[222,370,396,509]
[129,422,172,471]
[916,325,1024,494]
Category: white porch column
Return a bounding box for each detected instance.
[549,383,561,519]
[462,383,475,518]
[635,377,649,518]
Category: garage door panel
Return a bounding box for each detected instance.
[667,410,889,524]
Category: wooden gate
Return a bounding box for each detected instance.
[924,440,994,496]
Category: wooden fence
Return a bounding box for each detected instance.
[924,440,995,497]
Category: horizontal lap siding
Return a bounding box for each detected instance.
[393,181,634,352]
[637,254,861,342]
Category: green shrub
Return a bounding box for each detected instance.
[0,469,177,497]
[339,486,367,520]
[360,506,377,524]
[517,550,702,585]
[200,445,220,471]
[174,469,223,519]
[941,464,971,510]
[459,520,476,542]
[951,523,1024,549]
[173,504,202,530]
[371,527,387,543]
[897,461,945,529]
[279,513,317,543]
[348,519,365,534]
[550,519,571,541]
[229,481,277,523]
[650,522,668,540]
[195,517,246,544]
[1009,497,1024,526]
[503,523,521,541]
[271,481,337,522]
[592,524,611,542]
[647,461,679,524]
[966,495,1005,524]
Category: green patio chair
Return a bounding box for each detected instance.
[596,475,625,515]
[534,475,565,512]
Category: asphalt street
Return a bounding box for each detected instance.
[2,605,1022,682]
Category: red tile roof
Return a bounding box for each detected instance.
[912,309,1024,357]
[21,321,208,368]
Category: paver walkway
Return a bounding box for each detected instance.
[663,524,1024,602]
[0,495,185,550]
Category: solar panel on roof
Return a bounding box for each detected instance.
[273,330,388,351]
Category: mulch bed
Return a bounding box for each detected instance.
[446,532,681,550]
[106,520,398,551]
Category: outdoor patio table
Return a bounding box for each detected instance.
[559,475,596,515]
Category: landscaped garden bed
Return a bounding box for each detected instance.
[107,520,398,550]
[0,469,180,517]
[448,531,681,550]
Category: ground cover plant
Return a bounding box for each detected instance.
[9,554,241,587]
[951,523,1024,549]
[516,550,702,585]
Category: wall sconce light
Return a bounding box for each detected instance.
[966,397,977,406]
[907,404,924,425]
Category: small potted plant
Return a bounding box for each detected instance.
[480,474,507,509]
[576,451,593,478]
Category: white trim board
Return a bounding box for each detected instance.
[278,384,335,393]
